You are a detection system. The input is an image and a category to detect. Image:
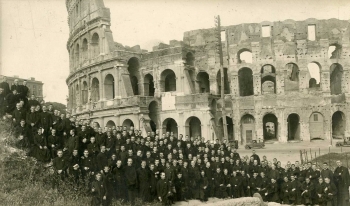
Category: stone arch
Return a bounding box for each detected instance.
[287,113,300,141]
[122,119,134,129]
[148,101,159,131]
[237,48,252,64]
[196,71,210,93]
[82,81,88,104]
[104,74,115,100]
[91,77,100,102]
[82,38,88,61]
[332,111,346,139]
[218,116,234,141]
[330,63,343,95]
[308,62,321,88]
[309,112,324,140]
[261,64,276,94]
[263,113,278,141]
[241,114,255,143]
[162,118,178,136]
[106,120,116,128]
[285,63,299,91]
[238,67,254,96]
[161,69,176,92]
[185,52,195,66]
[144,73,155,96]
[185,116,202,138]
[91,33,100,57]
[217,68,230,94]
[128,57,140,95]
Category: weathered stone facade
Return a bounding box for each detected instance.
[66,0,350,144]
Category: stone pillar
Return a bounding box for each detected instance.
[99,71,104,101]
[253,74,261,95]
[321,71,330,95]
[114,66,119,98]
[209,76,217,95]
[232,74,239,96]
[299,70,308,94]
[276,72,284,95]
[279,109,287,142]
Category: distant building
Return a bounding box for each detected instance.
[0,75,44,100]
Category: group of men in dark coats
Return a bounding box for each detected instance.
[2,77,349,206]
[9,111,350,206]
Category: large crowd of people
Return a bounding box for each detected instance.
[1,78,350,206]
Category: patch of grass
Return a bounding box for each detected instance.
[0,121,162,206]
[311,151,350,170]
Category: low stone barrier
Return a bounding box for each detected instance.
[205,197,261,206]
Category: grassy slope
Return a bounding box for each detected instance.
[0,121,122,206]
[311,150,350,170]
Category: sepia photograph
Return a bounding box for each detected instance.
[0,0,349,205]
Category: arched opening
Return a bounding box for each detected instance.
[287,113,300,141]
[216,68,230,94]
[307,62,321,88]
[82,81,88,104]
[330,63,343,95]
[185,52,195,66]
[328,44,342,59]
[309,112,324,140]
[144,74,155,96]
[162,118,178,136]
[75,44,80,66]
[285,63,299,91]
[91,33,100,57]
[241,114,255,143]
[185,117,202,138]
[106,120,116,128]
[263,114,278,141]
[91,78,100,102]
[218,116,234,141]
[104,74,115,100]
[261,65,276,94]
[196,72,210,93]
[161,69,176,92]
[82,38,88,61]
[149,101,158,131]
[122,119,134,129]
[332,111,346,139]
[237,49,252,64]
[238,67,254,96]
[128,57,140,95]
[130,76,139,95]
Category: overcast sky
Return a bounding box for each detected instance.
[1,0,349,104]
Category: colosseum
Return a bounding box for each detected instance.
[66,0,350,144]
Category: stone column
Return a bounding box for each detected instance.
[99,71,104,101]
[253,74,261,95]
[321,71,330,95]
[299,70,308,94]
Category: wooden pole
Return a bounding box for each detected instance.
[310,148,312,160]
[215,15,228,142]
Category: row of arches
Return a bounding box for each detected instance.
[236,44,342,64]
[70,61,344,106]
[144,110,346,142]
[70,33,100,69]
[239,111,346,142]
